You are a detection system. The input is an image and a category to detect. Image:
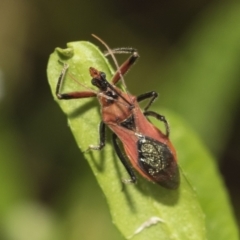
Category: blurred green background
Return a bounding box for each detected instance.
[0,1,239,239]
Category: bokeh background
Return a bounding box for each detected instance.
[0,1,239,239]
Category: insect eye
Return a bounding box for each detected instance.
[91,77,108,91]
[91,78,98,86]
[100,72,106,79]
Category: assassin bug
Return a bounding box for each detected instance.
[56,35,179,189]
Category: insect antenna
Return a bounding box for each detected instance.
[69,72,98,94]
[91,34,133,105]
[179,165,196,194]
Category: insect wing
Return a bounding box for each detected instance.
[108,101,179,189]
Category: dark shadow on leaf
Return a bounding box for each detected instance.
[67,99,97,119]
[86,144,106,173]
[85,127,112,173]
[120,172,180,207]
[110,144,137,213]
[146,180,180,206]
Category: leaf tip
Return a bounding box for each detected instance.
[55,47,74,59]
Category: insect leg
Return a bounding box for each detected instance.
[88,121,106,150]
[144,111,170,137]
[137,91,169,136]
[56,61,96,100]
[112,133,137,184]
[107,48,139,85]
[137,91,158,111]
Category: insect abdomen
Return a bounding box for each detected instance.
[137,135,179,189]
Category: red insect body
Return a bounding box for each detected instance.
[56,38,179,189]
[97,70,178,189]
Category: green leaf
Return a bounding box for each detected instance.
[162,110,239,240]
[47,41,212,240]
